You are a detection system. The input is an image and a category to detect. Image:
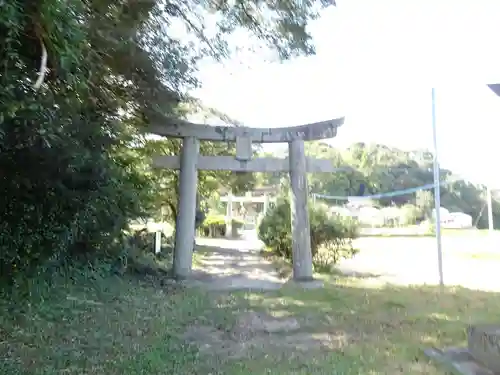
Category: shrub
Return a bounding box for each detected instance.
[258,198,292,257]
[104,229,174,277]
[258,198,360,267]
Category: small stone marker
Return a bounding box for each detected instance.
[424,324,500,375]
[468,324,500,372]
[424,347,494,375]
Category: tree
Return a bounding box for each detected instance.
[264,141,500,229]
[0,0,336,284]
[415,190,434,219]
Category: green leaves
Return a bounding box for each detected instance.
[258,197,359,263]
[0,0,337,288]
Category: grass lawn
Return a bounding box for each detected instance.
[0,274,228,375]
[2,269,500,374]
[225,276,500,374]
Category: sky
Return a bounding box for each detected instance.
[192,0,500,187]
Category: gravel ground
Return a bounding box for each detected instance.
[337,235,500,290]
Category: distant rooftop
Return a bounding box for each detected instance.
[488,84,500,97]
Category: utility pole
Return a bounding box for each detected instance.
[431,87,444,287]
[487,185,494,233]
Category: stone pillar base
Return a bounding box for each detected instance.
[285,278,324,289]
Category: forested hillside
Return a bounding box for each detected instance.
[257,142,500,229]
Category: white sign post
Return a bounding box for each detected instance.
[155,231,162,254]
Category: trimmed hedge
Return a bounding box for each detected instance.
[200,214,243,238]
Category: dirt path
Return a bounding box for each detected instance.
[189,231,285,291]
[182,232,342,367]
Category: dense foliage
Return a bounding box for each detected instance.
[258,198,359,265]
[0,0,334,287]
[258,142,500,229]
[0,0,152,283]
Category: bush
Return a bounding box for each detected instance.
[105,229,174,277]
[258,198,360,267]
[200,215,243,238]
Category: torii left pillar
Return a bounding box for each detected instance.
[173,136,199,279]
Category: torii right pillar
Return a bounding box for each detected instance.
[288,139,314,281]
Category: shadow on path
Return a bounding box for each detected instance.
[189,235,285,291]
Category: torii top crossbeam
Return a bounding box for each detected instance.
[148,116,344,143]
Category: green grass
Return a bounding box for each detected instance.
[0,271,237,375]
[3,256,500,374]
[221,275,500,374]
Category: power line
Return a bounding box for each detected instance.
[312,177,461,201]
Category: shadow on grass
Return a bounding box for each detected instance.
[221,277,500,374]
[260,248,386,281]
[191,244,500,373]
[3,241,500,375]
[329,268,386,279]
[0,271,237,375]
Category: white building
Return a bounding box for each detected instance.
[358,206,384,227]
[444,212,473,229]
[432,207,473,229]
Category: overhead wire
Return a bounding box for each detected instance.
[311,176,465,201]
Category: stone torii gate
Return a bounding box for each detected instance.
[148,117,345,282]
